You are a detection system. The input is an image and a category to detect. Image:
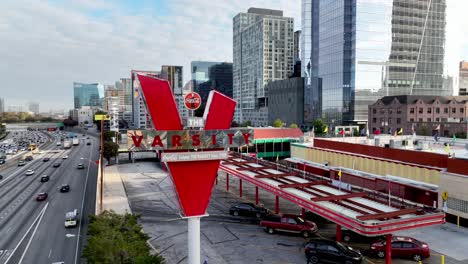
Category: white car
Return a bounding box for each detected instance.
[62,155,69,159]
[56,142,61,146]
[25,170,35,176]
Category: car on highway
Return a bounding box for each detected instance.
[18,160,26,166]
[62,155,69,159]
[43,157,50,162]
[60,184,70,192]
[64,209,79,228]
[369,236,430,262]
[25,156,33,161]
[40,175,49,182]
[25,169,35,176]
[77,163,85,169]
[260,214,318,238]
[86,142,91,145]
[56,142,61,146]
[0,159,5,165]
[53,162,61,168]
[229,202,270,218]
[0,174,3,180]
[36,192,48,201]
[305,238,363,264]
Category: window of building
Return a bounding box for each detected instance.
[444,108,448,113]
[410,108,415,114]
[452,108,456,113]
[427,118,431,122]
[372,118,376,123]
[418,108,423,114]
[380,108,385,114]
[461,108,464,113]
[389,109,393,114]
[372,108,376,114]
[436,108,440,114]
[427,108,432,114]
[397,108,402,114]
[396,118,401,124]
[410,118,414,122]
[388,118,392,124]
[436,118,440,122]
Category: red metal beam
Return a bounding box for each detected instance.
[278,181,328,189]
[311,192,367,202]
[223,161,251,165]
[356,208,419,221]
[237,166,277,171]
[255,173,298,179]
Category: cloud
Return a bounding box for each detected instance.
[0,0,300,111]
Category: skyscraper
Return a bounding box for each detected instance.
[233,8,294,126]
[0,98,4,113]
[459,61,468,96]
[191,61,219,93]
[301,0,447,126]
[73,82,104,109]
[191,62,233,106]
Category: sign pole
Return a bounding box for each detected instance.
[188,217,201,264]
[100,118,104,213]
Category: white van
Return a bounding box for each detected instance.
[65,209,79,228]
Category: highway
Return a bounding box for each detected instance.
[0,132,99,264]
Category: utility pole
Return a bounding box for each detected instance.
[100,118,104,213]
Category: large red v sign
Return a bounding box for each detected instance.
[137,74,236,217]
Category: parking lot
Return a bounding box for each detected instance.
[117,161,467,264]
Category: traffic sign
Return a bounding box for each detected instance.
[442,191,448,201]
[184,92,202,110]
[94,114,110,121]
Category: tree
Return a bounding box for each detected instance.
[103,141,119,163]
[83,210,164,264]
[231,121,239,127]
[240,121,252,127]
[312,119,326,134]
[104,131,121,142]
[289,123,298,129]
[63,118,78,127]
[272,118,284,128]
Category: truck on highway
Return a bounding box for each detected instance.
[63,140,72,149]
[72,138,79,146]
[260,214,318,238]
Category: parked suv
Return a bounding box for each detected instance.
[305,238,362,264]
[260,214,317,238]
[369,236,430,262]
[229,203,269,218]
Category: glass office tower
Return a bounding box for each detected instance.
[73,82,104,109]
[301,0,447,126]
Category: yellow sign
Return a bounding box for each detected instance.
[442,191,448,201]
[94,114,110,121]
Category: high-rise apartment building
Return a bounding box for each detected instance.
[459,61,468,96]
[73,82,104,109]
[301,0,447,126]
[160,66,187,121]
[0,98,4,113]
[28,102,39,114]
[191,61,219,93]
[233,8,294,126]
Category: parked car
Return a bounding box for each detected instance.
[18,160,26,166]
[229,202,269,218]
[305,238,363,264]
[36,192,48,201]
[25,169,35,176]
[341,229,384,243]
[369,236,430,262]
[53,162,61,168]
[60,184,70,193]
[77,163,85,169]
[40,175,49,182]
[260,214,318,238]
[25,156,33,161]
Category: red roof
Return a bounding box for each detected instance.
[253,128,303,140]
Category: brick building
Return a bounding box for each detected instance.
[368,95,468,137]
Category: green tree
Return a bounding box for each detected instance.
[104,131,121,142]
[231,121,239,127]
[240,121,252,127]
[103,141,119,163]
[289,123,298,129]
[63,118,78,127]
[312,119,326,134]
[83,210,165,264]
[272,118,284,128]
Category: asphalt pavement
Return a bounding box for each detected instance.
[0,133,99,264]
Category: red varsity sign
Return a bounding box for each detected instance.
[136,74,240,217]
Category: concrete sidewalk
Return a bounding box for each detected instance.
[101,164,132,214]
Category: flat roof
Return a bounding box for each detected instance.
[220,153,445,236]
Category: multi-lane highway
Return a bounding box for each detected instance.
[0,132,99,264]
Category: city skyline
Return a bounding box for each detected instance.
[1,0,468,112]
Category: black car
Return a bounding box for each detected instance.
[305,238,362,264]
[229,203,269,218]
[60,184,70,192]
[86,142,91,145]
[43,157,50,162]
[25,156,33,161]
[40,175,49,182]
[53,162,61,168]
[0,174,3,180]
[0,159,5,165]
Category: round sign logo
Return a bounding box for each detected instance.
[184,92,202,110]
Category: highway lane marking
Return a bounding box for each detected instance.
[4,202,49,264]
[18,202,49,264]
[75,142,94,264]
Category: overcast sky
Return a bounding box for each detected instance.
[1,0,467,112]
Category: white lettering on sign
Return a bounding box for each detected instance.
[187,117,205,128]
[162,151,228,162]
